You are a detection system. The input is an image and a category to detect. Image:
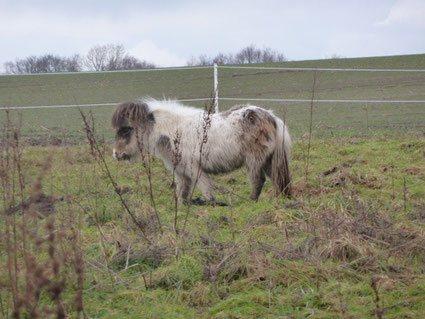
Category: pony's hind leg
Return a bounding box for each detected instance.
[246,156,272,200]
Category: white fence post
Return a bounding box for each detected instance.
[214,63,219,113]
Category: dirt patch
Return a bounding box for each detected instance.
[323,166,339,176]
[27,135,63,146]
[408,203,425,221]
[322,165,382,189]
[112,245,173,270]
[404,166,422,175]
[380,164,395,173]
[116,186,132,195]
[6,192,62,218]
[292,181,336,197]
[323,164,356,176]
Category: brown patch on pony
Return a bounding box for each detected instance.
[111,102,155,130]
[240,108,277,156]
[157,135,171,152]
[239,108,291,198]
[239,108,279,200]
[156,135,172,161]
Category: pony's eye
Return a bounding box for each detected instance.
[119,127,133,136]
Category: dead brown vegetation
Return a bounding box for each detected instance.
[0,112,85,318]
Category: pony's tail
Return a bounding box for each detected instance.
[271,119,292,196]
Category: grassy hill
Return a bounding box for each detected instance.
[1,54,424,139]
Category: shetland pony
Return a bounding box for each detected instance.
[112,99,291,205]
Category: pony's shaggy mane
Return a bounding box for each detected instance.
[111,101,154,129]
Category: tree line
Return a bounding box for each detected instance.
[3,44,287,74]
[3,44,155,74]
[187,45,287,66]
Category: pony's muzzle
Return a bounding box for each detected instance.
[113,149,130,161]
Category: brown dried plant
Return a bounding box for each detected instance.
[1,111,85,318]
[80,109,152,245]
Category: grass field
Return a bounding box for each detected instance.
[1,54,425,318]
[1,128,424,318]
[1,54,425,139]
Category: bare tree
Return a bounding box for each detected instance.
[186,54,214,66]
[235,45,262,64]
[3,61,15,74]
[106,44,126,70]
[186,45,287,66]
[328,53,345,59]
[37,55,67,72]
[262,47,286,63]
[4,54,82,74]
[85,44,115,71]
[66,54,82,72]
[186,56,198,66]
[4,56,38,74]
[199,54,212,66]
[121,56,155,70]
[213,53,234,65]
[85,44,155,71]
[3,43,156,74]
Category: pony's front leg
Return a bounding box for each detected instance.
[195,172,216,205]
[175,173,192,204]
[247,167,266,201]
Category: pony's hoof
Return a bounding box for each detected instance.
[187,197,207,206]
[212,201,228,207]
[185,197,228,207]
[205,199,228,207]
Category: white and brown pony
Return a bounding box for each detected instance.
[112,99,291,205]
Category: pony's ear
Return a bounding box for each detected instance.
[112,102,154,128]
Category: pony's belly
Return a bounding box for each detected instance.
[202,152,244,174]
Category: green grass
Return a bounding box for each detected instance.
[1,133,424,318]
[1,54,425,138]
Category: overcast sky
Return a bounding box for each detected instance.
[1,0,424,69]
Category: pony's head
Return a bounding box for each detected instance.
[111,101,155,161]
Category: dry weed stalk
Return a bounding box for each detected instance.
[304,70,318,184]
[181,97,214,235]
[371,277,384,319]
[79,109,152,244]
[172,130,182,235]
[333,284,354,319]
[402,177,408,211]
[134,127,163,233]
[1,113,85,318]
